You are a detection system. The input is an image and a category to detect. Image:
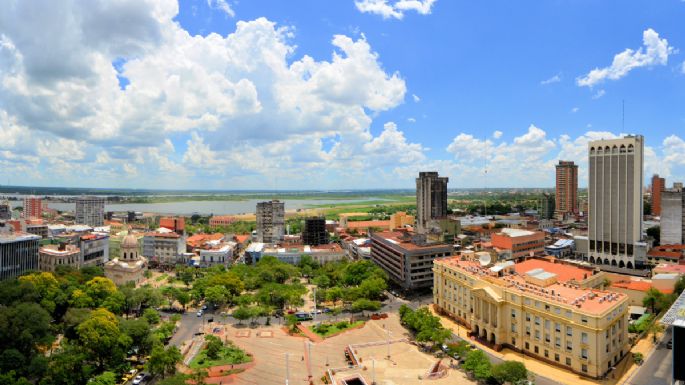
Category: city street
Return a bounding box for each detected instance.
[628,328,673,385]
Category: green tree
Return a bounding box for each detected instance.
[157,374,189,385]
[358,277,387,300]
[76,308,129,369]
[350,298,381,315]
[84,277,118,305]
[143,308,161,325]
[204,335,223,360]
[643,288,665,314]
[204,285,230,307]
[174,290,191,310]
[492,361,527,384]
[190,368,208,385]
[232,306,251,325]
[0,302,54,359]
[463,349,492,381]
[285,314,299,332]
[120,318,152,353]
[149,345,182,378]
[90,371,117,385]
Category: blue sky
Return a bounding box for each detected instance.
[1,0,684,189]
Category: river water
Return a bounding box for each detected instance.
[9,198,386,216]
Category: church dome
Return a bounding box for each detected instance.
[122,234,138,249]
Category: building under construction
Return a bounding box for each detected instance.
[302,217,328,246]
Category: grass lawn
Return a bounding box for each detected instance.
[155,273,168,282]
[188,343,252,369]
[311,320,365,338]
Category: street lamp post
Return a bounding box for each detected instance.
[285,352,290,385]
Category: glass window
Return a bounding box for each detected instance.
[555,353,560,361]
[511,309,516,318]
[582,364,587,373]
[535,330,540,340]
[535,316,540,325]
[581,348,588,359]
[566,326,573,337]
[581,332,588,344]
[555,323,561,332]
[555,337,561,347]
[544,320,550,330]
[566,357,571,366]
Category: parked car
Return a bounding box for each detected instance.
[295,312,313,321]
[196,310,203,317]
[201,304,208,310]
[323,307,332,313]
[132,373,148,385]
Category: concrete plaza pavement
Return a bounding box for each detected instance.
[215,313,476,385]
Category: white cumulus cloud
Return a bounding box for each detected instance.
[540,74,561,85]
[355,0,437,20]
[577,28,674,87]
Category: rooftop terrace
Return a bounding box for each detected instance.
[436,256,626,315]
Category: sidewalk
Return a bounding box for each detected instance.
[429,306,659,385]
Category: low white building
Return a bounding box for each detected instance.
[198,241,237,267]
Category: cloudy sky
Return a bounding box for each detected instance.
[1,0,685,190]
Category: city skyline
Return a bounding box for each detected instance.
[1,1,685,190]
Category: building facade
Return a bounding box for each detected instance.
[651,174,665,216]
[39,243,81,272]
[370,230,452,290]
[539,193,555,220]
[23,196,42,219]
[491,228,546,260]
[79,233,110,267]
[555,161,578,218]
[416,171,449,233]
[661,186,685,245]
[433,257,628,378]
[588,135,645,268]
[302,217,328,246]
[142,232,184,265]
[256,200,285,243]
[0,232,40,280]
[75,196,105,227]
[0,201,10,220]
[159,217,185,234]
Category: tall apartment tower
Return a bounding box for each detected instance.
[302,217,329,246]
[416,172,449,233]
[75,196,105,227]
[23,196,43,219]
[256,200,285,243]
[555,160,578,218]
[651,174,665,216]
[588,135,644,269]
[660,184,685,245]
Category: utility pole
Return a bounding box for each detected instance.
[313,287,317,323]
[372,357,376,385]
[307,341,313,379]
[285,352,290,385]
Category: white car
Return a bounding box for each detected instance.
[196,310,203,317]
[132,373,147,385]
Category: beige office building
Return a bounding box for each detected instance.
[434,256,628,378]
[588,135,645,269]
